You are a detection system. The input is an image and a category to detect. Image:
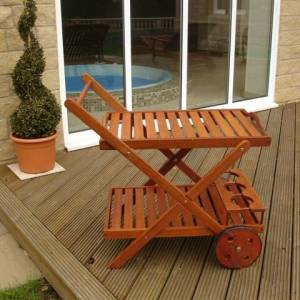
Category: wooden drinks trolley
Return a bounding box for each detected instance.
[65,73,271,269]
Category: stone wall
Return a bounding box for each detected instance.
[275,1,300,104]
[0,0,63,164]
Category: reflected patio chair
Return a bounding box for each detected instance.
[63,22,110,64]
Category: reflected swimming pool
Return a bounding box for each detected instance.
[64,64,172,93]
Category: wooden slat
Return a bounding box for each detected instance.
[111,189,123,229]
[167,111,183,138]
[167,194,182,227]
[199,110,223,137]
[157,187,168,217]
[134,112,144,139]
[199,190,218,220]
[188,111,210,137]
[123,188,133,229]
[144,112,157,139]
[233,110,262,136]
[207,185,228,225]
[135,188,145,228]
[110,113,120,137]
[222,110,249,136]
[146,187,157,227]
[180,186,194,227]
[121,113,132,139]
[210,110,236,137]
[177,111,196,138]
[156,112,170,138]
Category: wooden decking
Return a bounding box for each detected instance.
[0,103,299,300]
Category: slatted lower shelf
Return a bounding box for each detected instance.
[104,169,266,239]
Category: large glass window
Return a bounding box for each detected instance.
[61,0,125,133]
[187,0,230,108]
[131,0,181,110]
[60,0,276,141]
[233,0,273,102]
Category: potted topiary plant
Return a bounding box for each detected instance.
[10,0,61,174]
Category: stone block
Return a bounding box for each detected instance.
[276,73,300,89]
[277,58,300,76]
[0,30,7,51]
[43,69,59,90]
[279,30,300,46]
[275,85,300,103]
[0,75,10,98]
[5,28,23,51]
[0,118,8,140]
[0,0,22,5]
[37,26,57,49]
[278,45,300,60]
[0,51,22,75]
[281,1,300,16]
[0,6,13,28]
[36,4,56,26]
[44,47,58,70]
[0,139,15,163]
[280,16,300,31]
[0,96,20,119]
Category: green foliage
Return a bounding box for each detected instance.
[0,279,60,300]
[0,280,40,300]
[11,0,61,139]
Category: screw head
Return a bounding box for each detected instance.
[236,246,242,252]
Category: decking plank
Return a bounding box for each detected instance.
[192,110,270,300]
[0,181,115,300]
[43,152,127,233]
[257,105,295,300]
[225,109,282,300]
[292,103,300,300]
[56,151,156,247]
[21,147,103,207]
[36,150,117,222]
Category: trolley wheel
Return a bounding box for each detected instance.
[215,226,262,269]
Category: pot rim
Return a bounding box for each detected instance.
[10,131,57,144]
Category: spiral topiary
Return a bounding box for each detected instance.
[10,0,61,139]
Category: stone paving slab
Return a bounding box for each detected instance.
[0,233,41,290]
[0,222,7,236]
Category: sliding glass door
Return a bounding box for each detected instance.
[187,0,230,108]
[233,0,273,102]
[61,0,125,133]
[131,0,181,110]
[58,0,277,148]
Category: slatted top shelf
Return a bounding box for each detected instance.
[100,109,271,150]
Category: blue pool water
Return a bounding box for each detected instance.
[66,75,155,93]
[65,64,172,93]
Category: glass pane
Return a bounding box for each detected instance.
[187,0,230,108]
[61,0,125,133]
[233,0,273,102]
[131,0,180,110]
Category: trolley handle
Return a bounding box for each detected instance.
[243,111,265,135]
[77,80,93,106]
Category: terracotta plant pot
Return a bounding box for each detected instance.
[11,132,57,174]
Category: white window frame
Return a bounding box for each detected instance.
[213,0,246,16]
[55,0,280,151]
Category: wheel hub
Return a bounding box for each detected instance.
[215,226,262,269]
